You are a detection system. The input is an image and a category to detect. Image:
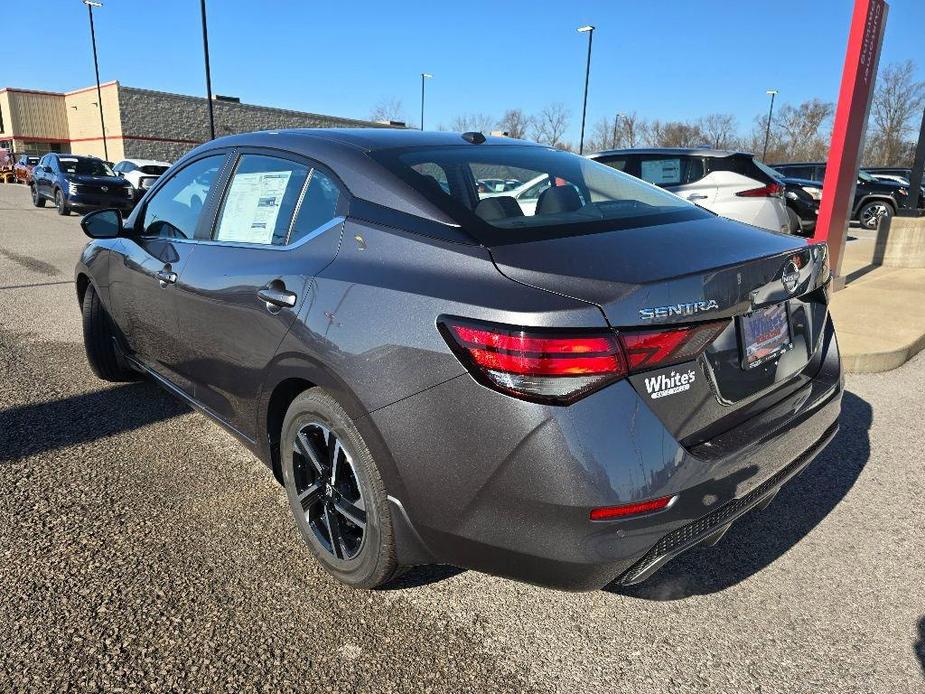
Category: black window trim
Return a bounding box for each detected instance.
[202,146,349,251]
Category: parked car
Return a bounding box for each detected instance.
[778,176,820,236]
[31,153,135,216]
[772,163,919,229]
[14,155,41,184]
[589,148,791,234]
[75,129,841,591]
[112,158,171,195]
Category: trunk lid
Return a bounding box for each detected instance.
[488,215,832,445]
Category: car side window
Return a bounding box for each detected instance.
[214,154,310,246]
[639,156,704,187]
[288,168,342,245]
[141,155,223,240]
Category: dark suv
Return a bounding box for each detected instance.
[772,162,917,229]
[31,153,135,216]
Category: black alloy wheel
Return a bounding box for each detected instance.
[292,422,367,560]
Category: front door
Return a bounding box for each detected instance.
[171,152,346,439]
[107,153,227,389]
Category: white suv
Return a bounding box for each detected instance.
[112,159,172,195]
[588,148,791,234]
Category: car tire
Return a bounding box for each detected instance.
[281,389,401,589]
[786,207,801,234]
[55,189,70,216]
[858,200,893,230]
[31,185,45,208]
[81,283,138,382]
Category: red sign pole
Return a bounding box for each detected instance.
[813,0,888,284]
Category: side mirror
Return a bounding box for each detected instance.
[80,209,123,239]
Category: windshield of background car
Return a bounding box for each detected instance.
[371,144,709,243]
[141,165,170,175]
[59,158,115,177]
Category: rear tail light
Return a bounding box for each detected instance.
[620,321,728,372]
[440,317,728,404]
[736,182,784,198]
[590,494,676,521]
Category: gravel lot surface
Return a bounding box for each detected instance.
[0,184,922,692]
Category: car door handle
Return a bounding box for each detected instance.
[687,194,709,201]
[156,269,178,286]
[257,287,297,309]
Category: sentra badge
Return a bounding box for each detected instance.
[639,299,719,321]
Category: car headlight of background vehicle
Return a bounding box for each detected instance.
[802,186,823,201]
[898,187,908,197]
[67,181,80,195]
[785,191,798,200]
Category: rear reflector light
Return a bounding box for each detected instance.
[736,182,784,198]
[441,317,729,404]
[590,495,676,521]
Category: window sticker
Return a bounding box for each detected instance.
[216,170,293,244]
[640,159,681,186]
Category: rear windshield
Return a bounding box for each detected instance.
[140,165,169,175]
[59,158,115,177]
[371,145,709,243]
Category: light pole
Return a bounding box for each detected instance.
[420,73,432,131]
[577,25,595,155]
[762,89,778,161]
[200,0,216,140]
[82,1,108,160]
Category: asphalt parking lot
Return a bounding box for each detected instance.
[0,183,923,693]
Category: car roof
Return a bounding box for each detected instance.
[177,129,543,231]
[264,128,537,152]
[589,147,748,159]
[120,158,171,166]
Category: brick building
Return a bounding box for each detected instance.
[0,81,396,162]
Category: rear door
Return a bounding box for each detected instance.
[636,154,718,207]
[171,150,346,439]
[107,153,229,389]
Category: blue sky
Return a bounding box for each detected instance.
[4,0,924,143]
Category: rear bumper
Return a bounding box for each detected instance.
[371,316,842,590]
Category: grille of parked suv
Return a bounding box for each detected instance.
[619,421,838,584]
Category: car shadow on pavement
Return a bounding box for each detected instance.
[381,564,467,590]
[0,381,189,463]
[915,616,925,678]
[607,390,872,600]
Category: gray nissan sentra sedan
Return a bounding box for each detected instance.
[75,129,841,591]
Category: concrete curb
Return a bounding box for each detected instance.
[841,331,925,373]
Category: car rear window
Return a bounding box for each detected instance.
[140,165,169,175]
[370,145,708,244]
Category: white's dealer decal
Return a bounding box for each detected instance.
[644,369,697,399]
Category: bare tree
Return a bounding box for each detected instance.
[450,113,496,134]
[369,97,406,124]
[698,113,739,150]
[497,109,531,139]
[532,103,571,149]
[865,60,925,166]
[744,99,834,162]
[587,113,646,152]
[650,119,705,148]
